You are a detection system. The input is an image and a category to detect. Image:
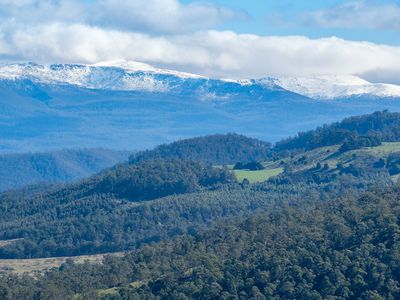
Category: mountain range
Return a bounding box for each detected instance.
[2,60,400,153]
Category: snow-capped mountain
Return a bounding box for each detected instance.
[1,61,400,100]
[0,60,207,93]
[1,60,400,153]
[259,75,400,100]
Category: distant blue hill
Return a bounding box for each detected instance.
[0,148,130,191]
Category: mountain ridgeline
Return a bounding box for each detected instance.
[129,133,272,164]
[276,111,400,152]
[5,110,400,194]
[129,111,400,164]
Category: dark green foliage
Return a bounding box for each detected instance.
[129,133,272,165]
[233,161,265,170]
[276,111,399,151]
[341,163,362,177]
[339,135,381,152]
[386,153,400,175]
[374,158,386,169]
[2,185,400,299]
[0,182,319,259]
[89,159,235,201]
[0,160,236,258]
[0,166,387,259]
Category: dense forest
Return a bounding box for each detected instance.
[0,147,392,258]
[0,160,236,258]
[130,133,272,164]
[1,184,399,299]
[275,111,400,152]
[1,111,400,299]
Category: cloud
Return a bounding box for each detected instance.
[92,0,243,33]
[0,0,400,82]
[304,1,400,32]
[2,22,400,81]
[0,0,242,34]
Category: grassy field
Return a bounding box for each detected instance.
[0,252,124,275]
[234,167,283,183]
[96,280,147,298]
[0,239,23,248]
[366,142,400,154]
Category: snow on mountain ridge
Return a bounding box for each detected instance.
[0,61,400,99]
[93,59,207,79]
[258,75,400,99]
[0,61,190,92]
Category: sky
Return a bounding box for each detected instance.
[0,0,400,82]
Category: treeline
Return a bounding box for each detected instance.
[233,161,265,170]
[275,111,400,151]
[339,135,381,152]
[1,184,399,299]
[130,133,272,165]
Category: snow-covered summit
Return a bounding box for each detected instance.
[258,75,400,99]
[92,59,206,79]
[0,61,206,92]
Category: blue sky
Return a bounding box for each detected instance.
[189,0,400,45]
[0,0,400,82]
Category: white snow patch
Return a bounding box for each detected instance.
[259,75,400,99]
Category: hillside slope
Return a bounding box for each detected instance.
[130,133,272,164]
[0,149,131,192]
[1,183,399,299]
[276,111,400,151]
[0,139,393,259]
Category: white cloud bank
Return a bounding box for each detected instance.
[0,0,400,82]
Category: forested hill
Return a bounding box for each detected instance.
[129,133,272,164]
[3,184,400,299]
[65,159,235,202]
[0,148,130,192]
[275,111,400,151]
[1,112,400,258]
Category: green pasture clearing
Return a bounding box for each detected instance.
[234,168,283,183]
[366,142,400,154]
